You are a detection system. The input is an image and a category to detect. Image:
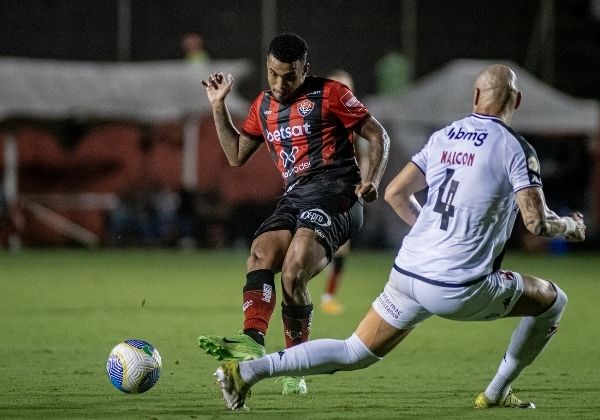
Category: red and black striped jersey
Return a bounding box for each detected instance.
[241,76,370,187]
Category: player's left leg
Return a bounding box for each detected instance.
[198,229,292,361]
[278,227,329,394]
[477,273,567,409]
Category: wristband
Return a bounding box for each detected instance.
[562,217,577,237]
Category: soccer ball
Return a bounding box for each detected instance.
[106,339,162,393]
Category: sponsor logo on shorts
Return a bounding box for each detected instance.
[377,292,402,320]
[314,229,325,239]
[499,270,515,280]
[300,208,332,227]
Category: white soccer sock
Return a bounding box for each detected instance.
[485,283,567,401]
[238,333,381,386]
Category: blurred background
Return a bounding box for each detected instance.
[0,0,599,253]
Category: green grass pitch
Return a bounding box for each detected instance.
[0,249,599,419]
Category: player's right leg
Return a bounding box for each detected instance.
[278,227,330,394]
[198,230,292,361]
[478,273,567,409]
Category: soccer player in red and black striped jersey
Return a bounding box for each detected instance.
[198,33,390,395]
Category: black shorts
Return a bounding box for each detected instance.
[254,174,364,261]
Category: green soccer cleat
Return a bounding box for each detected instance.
[474,389,536,409]
[198,332,266,361]
[280,376,308,395]
[214,360,251,410]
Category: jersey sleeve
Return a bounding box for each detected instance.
[328,81,370,130]
[411,135,434,174]
[504,133,543,192]
[240,96,265,142]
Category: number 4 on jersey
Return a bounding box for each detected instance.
[433,168,459,230]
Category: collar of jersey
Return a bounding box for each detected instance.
[470,112,501,121]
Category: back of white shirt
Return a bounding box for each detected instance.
[395,113,542,285]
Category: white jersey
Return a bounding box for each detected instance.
[394,113,542,286]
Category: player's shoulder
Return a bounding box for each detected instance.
[486,117,536,155]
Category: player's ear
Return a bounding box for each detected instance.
[303,62,310,75]
[473,88,480,106]
[514,91,522,110]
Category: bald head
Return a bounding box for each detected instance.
[473,64,521,124]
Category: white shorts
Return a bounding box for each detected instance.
[372,268,524,329]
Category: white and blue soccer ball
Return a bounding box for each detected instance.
[106,339,162,394]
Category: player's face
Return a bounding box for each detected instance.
[266,54,308,102]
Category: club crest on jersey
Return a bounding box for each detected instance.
[527,156,540,173]
[297,99,315,116]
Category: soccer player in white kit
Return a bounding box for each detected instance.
[211,64,586,410]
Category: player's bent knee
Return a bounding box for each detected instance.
[342,334,381,371]
[543,282,567,320]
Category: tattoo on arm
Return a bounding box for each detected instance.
[516,187,566,238]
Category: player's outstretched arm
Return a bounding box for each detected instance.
[354,116,390,202]
[384,162,428,227]
[201,72,261,166]
[515,186,586,242]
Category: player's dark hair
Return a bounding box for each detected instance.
[268,33,308,63]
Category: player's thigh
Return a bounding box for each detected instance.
[334,240,351,257]
[247,230,293,272]
[355,308,413,357]
[371,271,432,335]
[282,227,329,281]
[507,274,557,317]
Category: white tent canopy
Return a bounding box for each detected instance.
[0,57,251,122]
[366,58,600,136]
[0,57,253,248]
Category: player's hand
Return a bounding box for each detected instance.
[201,72,234,105]
[564,211,586,242]
[355,182,378,202]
